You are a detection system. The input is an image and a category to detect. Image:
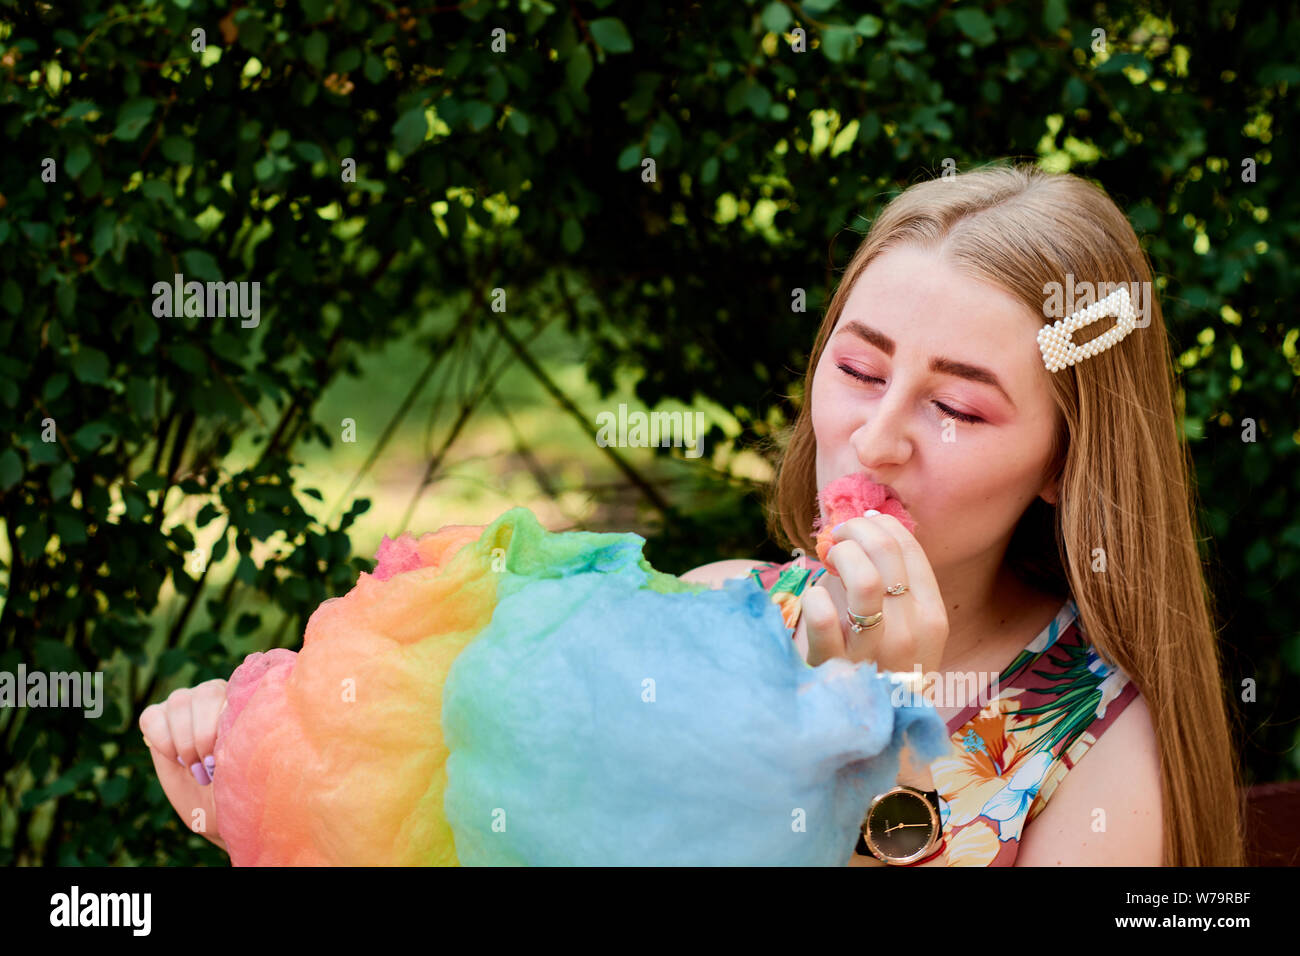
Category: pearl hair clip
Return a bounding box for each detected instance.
[1037,286,1138,373]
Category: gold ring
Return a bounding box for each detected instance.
[847,608,884,633]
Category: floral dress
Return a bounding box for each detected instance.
[749,557,1141,866]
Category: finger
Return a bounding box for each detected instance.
[829,515,910,602]
[139,703,177,764]
[146,744,221,843]
[825,538,887,620]
[163,691,202,775]
[824,539,893,662]
[851,513,944,614]
[191,679,227,761]
[801,583,846,666]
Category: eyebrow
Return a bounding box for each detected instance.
[834,321,1016,408]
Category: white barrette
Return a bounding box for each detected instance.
[1037,286,1137,373]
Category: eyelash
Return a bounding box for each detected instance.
[835,364,985,425]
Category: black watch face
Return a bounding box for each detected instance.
[865,791,935,859]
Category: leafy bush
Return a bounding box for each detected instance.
[0,0,1295,864]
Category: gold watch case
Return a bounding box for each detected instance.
[861,784,941,865]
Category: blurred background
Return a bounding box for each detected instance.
[0,0,1296,865]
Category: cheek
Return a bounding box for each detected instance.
[929,443,1045,519]
[808,369,839,435]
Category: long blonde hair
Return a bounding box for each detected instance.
[764,161,1246,866]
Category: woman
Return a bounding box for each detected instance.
[143,162,1246,866]
[684,162,1245,866]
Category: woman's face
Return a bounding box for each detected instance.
[810,244,1063,574]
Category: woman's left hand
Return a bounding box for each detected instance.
[801,512,949,675]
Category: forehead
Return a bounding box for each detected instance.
[835,245,1044,377]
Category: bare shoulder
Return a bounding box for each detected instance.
[1015,691,1164,866]
[679,559,768,588]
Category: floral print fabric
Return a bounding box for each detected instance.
[750,558,1140,866]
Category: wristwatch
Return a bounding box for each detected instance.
[856,785,943,865]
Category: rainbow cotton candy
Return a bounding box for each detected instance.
[212,506,949,865]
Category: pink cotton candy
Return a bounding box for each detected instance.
[372,535,425,580]
[813,473,917,566]
[372,526,488,581]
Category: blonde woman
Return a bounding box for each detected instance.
[684,162,1246,866]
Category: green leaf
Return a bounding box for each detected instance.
[485,69,507,104]
[170,344,208,375]
[589,17,633,53]
[761,3,792,33]
[616,143,641,171]
[141,180,173,204]
[99,776,128,806]
[745,83,772,118]
[34,638,82,672]
[303,32,328,71]
[70,347,110,384]
[65,145,92,178]
[0,449,21,491]
[62,100,99,121]
[1044,0,1068,33]
[953,8,997,45]
[821,25,857,63]
[132,313,159,353]
[161,136,194,164]
[393,107,428,155]
[463,100,494,133]
[53,509,88,543]
[49,462,73,501]
[71,421,114,453]
[854,15,883,37]
[44,372,68,401]
[1,279,21,314]
[158,648,189,677]
[331,48,362,75]
[364,53,387,84]
[566,45,593,91]
[507,110,530,136]
[55,281,76,317]
[127,376,152,418]
[294,141,325,163]
[561,219,583,254]
[182,249,222,281]
[113,97,155,141]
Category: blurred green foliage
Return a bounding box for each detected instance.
[0,0,1296,864]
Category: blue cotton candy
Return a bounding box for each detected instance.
[442,508,951,866]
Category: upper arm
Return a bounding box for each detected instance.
[680,559,766,589]
[1015,692,1164,866]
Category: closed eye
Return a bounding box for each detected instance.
[836,364,985,425]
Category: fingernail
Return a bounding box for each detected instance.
[142,734,154,749]
[831,521,845,535]
[203,754,215,778]
[864,509,881,517]
[190,761,211,786]
[176,756,186,767]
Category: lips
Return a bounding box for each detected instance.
[878,484,905,510]
[812,473,917,566]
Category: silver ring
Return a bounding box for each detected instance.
[885,583,909,596]
[847,608,884,633]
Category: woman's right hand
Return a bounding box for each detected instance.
[138,678,229,853]
[800,511,949,676]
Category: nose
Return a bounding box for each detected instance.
[849,386,912,469]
